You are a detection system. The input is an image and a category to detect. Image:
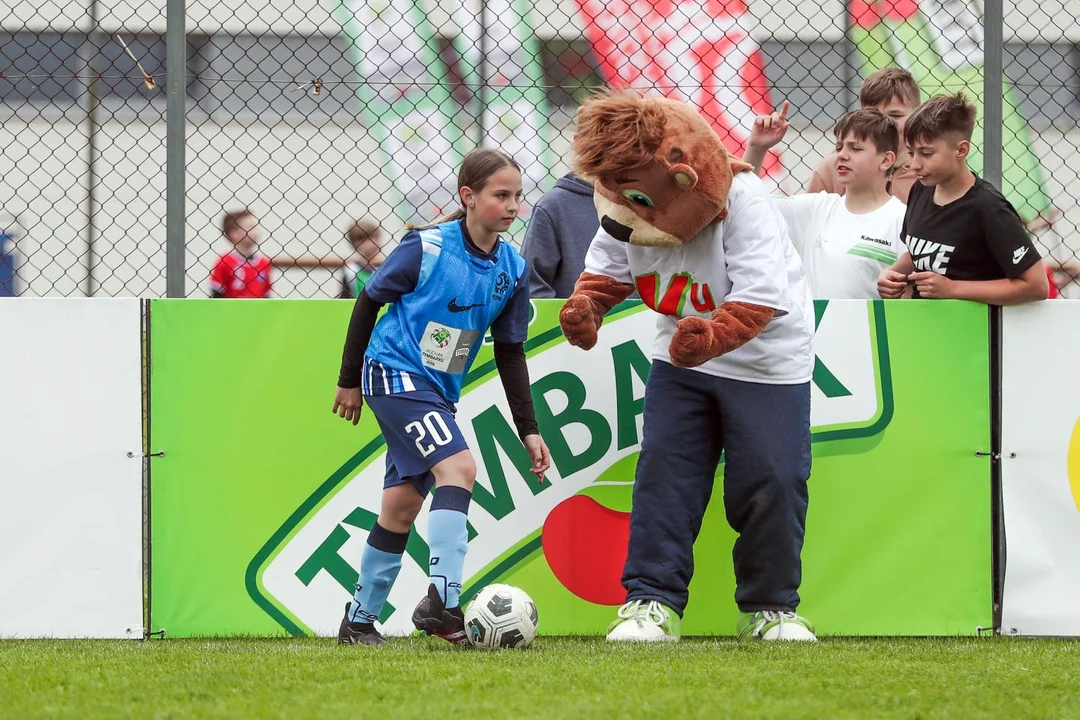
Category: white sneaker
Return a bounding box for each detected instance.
[737,611,817,642]
[605,600,681,642]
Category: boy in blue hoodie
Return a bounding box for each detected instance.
[522,172,599,298]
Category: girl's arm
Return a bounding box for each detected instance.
[333,233,422,424]
[493,341,539,440]
[336,232,424,389]
[334,289,385,425]
[489,276,539,439]
[337,289,384,389]
[493,341,550,481]
[490,271,552,480]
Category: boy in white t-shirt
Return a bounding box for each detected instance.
[745,107,906,298]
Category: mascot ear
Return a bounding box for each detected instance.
[668,163,698,190]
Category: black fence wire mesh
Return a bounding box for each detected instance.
[2,0,1078,298]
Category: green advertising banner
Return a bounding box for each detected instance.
[149,299,991,637]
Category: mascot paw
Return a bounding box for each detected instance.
[559,296,600,350]
[669,316,720,368]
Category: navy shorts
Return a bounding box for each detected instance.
[364,390,469,497]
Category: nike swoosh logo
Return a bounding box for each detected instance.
[447,298,484,313]
[1013,247,1029,264]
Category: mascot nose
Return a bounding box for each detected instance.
[601,216,634,243]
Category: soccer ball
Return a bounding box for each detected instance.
[463,584,538,650]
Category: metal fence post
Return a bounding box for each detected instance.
[165,0,186,298]
[81,0,103,298]
[984,0,1004,188]
[983,0,1006,632]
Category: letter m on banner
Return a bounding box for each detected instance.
[574,0,787,190]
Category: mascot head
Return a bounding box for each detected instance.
[573,91,752,248]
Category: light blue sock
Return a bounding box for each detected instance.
[427,486,472,609]
[349,522,409,624]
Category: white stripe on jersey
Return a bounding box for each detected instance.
[400,371,416,392]
[378,362,390,395]
[365,358,374,395]
[419,228,443,258]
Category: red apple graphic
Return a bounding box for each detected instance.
[541,494,631,606]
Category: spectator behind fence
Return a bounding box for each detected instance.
[749,106,907,299]
[521,172,599,298]
[877,93,1049,304]
[745,68,921,205]
[210,209,273,298]
[340,218,385,299]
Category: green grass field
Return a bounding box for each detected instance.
[1,637,1077,719]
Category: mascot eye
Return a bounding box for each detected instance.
[620,189,654,207]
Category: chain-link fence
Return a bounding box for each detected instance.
[2,0,1079,298]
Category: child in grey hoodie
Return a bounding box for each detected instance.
[522,173,599,298]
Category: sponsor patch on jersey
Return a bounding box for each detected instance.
[420,321,481,374]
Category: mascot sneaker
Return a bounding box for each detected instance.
[737,610,817,642]
[606,600,681,642]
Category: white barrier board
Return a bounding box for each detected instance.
[0,299,143,638]
[1002,302,1080,635]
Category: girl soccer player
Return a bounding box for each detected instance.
[332,148,551,646]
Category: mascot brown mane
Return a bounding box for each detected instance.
[560,91,772,369]
[573,91,751,248]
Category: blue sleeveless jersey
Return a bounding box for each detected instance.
[363,220,527,403]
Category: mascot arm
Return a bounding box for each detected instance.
[559,272,635,351]
[669,302,775,368]
[667,170,791,367]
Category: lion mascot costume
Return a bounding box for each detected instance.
[560,92,817,642]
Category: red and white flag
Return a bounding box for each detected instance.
[575,0,786,188]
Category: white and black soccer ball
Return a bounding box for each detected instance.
[463,584,538,650]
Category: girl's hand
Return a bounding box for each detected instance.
[523,434,551,483]
[333,386,364,425]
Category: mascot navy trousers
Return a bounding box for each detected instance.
[622,359,811,616]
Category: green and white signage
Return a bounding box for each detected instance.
[332,0,463,225]
[447,0,554,230]
[149,299,991,637]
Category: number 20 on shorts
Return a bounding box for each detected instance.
[405,412,454,457]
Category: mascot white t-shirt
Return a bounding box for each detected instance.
[584,172,814,385]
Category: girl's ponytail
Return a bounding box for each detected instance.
[406,208,465,232]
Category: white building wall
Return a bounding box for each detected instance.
[2,0,1076,41]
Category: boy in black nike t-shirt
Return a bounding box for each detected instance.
[877,93,1048,304]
